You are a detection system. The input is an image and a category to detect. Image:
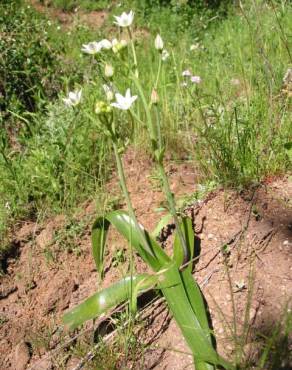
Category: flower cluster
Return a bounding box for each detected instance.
[182,69,202,85]
[63,10,171,112]
[154,34,169,61]
[82,38,127,55]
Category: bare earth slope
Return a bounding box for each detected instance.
[1,149,291,369]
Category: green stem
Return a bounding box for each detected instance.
[131,74,189,264]
[154,55,162,90]
[112,141,154,259]
[157,160,190,264]
[127,27,138,78]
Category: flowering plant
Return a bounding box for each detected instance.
[62,10,233,370]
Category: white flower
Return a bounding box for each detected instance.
[191,75,202,84]
[161,49,169,61]
[81,41,102,54]
[104,64,114,77]
[111,88,137,110]
[99,39,112,50]
[190,43,200,51]
[114,10,134,27]
[182,69,192,77]
[154,34,164,51]
[102,84,114,101]
[63,90,82,107]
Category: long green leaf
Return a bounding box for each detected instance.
[92,217,110,277]
[92,210,171,275]
[173,217,216,370]
[63,273,157,329]
[160,262,234,369]
[151,212,172,239]
[173,217,194,270]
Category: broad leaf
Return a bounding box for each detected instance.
[92,210,171,276]
[63,273,157,329]
[151,212,172,239]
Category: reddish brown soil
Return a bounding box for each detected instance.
[28,0,108,29]
[0,149,291,370]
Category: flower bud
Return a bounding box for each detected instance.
[155,34,164,51]
[161,49,169,61]
[102,84,114,102]
[151,89,159,104]
[112,38,127,53]
[95,101,112,115]
[105,64,114,78]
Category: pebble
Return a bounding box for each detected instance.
[249,308,257,321]
[14,341,31,370]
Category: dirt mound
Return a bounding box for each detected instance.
[28,0,108,30]
[0,149,291,369]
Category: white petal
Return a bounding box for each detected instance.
[111,102,122,109]
[125,88,131,99]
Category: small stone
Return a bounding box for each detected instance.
[66,357,80,369]
[14,341,31,370]
[207,233,214,240]
[249,308,257,321]
[283,240,290,246]
[218,327,224,334]
[37,357,53,370]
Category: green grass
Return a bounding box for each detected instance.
[0,0,291,256]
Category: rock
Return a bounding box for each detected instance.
[66,357,80,369]
[14,341,31,370]
[37,357,53,370]
[36,227,53,249]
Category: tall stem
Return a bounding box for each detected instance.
[127,27,138,78]
[157,160,190,264]
[112,142,154,258]
[132,74,189,264]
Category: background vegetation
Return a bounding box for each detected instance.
[0,0,291,258]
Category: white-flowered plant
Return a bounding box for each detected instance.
[114,10,134,28]
[111,38,127,53]
[191,75,202,84]
[99,39,112,50]
[62,11,233,370]
[81,39,112,55]
[63,89,82,107]
[182,69,192,77]
[155,34,164,51]
[81,41,102,55]
[102,84,114,102]
[104,64,114,78]
[111,89,137,110]
[161,49,170,61]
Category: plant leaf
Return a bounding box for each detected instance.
[160,262,233,369]
[92,217,110,277]
[151,212,172,239]
[63,273,156,329]
[173,216,194,270]
[104,210,171,271]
